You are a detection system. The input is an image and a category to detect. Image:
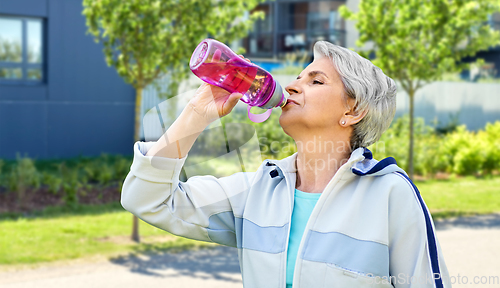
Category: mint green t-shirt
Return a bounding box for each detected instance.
[286,189,322,288]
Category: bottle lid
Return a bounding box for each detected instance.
[259,81,285,109]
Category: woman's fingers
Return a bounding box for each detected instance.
[239,54,251,63]
[221,93,244,116]
[212,49,222,62]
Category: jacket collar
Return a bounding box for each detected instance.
[265,147,368,175]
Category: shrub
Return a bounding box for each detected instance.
[81,154,131,186]
[7,155,41,207]
[370,115,441,176]
[113,156,131,181]
[59,163,83,209]
[41,172,62,194]
[481,121,500,174]
[374,119,500,177]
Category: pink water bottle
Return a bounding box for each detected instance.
[189,38,287,123]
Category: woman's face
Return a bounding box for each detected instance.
[279,57,353,139]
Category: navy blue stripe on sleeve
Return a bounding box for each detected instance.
[395,172,443,288]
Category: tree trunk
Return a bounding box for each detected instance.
[132,214,140,243]
[134,87,143,142]
[131,87,143,243]
[408,89,415,181]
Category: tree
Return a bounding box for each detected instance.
[340,0,500,180]
[83,0,265,242]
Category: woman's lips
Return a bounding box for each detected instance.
[285,99,299,106]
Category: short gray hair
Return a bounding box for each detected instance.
[313,41,397,150]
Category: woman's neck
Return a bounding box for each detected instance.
[294,137,351,194]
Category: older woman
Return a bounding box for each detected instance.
[121,41,451,288]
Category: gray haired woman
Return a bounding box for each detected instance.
[121,41,451,288]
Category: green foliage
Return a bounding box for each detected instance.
[438,122,500,175]
[41,172,62,195]
[201,112,499,177]
[370,117,500,177]
[340,0,500,178]
[340,0,500,90]
[77,154,132,187]
[221,108,295,159]
[370,115,442,176]
[59,163,83,209]
[481,122,500,173]
[6,155,41,206]
[0,154,132,210]
[83,0,267,144]
[82,0,266,90]
[83,158,112,186]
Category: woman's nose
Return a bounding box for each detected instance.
[285,81,301,95]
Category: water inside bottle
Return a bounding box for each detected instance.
[194,60,274,107]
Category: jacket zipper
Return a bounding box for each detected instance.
[274,165,294,288]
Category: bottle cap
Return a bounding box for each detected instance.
[259,81,285,109]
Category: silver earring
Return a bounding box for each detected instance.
[341,120,346,125]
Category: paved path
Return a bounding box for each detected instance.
[1,214,499,288]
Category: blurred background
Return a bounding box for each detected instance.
[0,0,499,287]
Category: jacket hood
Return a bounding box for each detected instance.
[268,147,407,177]
[351,148,407,177]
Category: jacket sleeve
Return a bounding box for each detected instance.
[121,141,257,247]
[388,173,452,288]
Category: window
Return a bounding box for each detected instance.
[0,16,44,84]
[278,1,345,32]
[243,1,347,58]
[243,4,275,56]
[277,1,346,53]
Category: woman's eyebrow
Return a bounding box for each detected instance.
[297,70,329,79]
[308,70,328,79]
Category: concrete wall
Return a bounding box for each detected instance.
[0,0,135,159]
[279,75,500,130]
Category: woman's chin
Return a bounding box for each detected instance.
[279,112,301,131]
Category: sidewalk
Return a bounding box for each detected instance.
[1,213,499,288]
[0,245,242,288]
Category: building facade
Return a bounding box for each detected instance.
[0,0,135,159]
[243,0,348,59]
[242,0,500,80]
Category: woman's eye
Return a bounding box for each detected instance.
[313,80,323,85]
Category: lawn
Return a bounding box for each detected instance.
[0,203,217,266]
[0,176,498,266]
[416,176,500,219]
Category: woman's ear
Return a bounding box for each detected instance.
[341,106,368,127]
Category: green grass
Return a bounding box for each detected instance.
[0,204,216,266]
[416,175,500,219]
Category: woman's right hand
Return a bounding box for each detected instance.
[188,83,243,124]
[187,55,251,123]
